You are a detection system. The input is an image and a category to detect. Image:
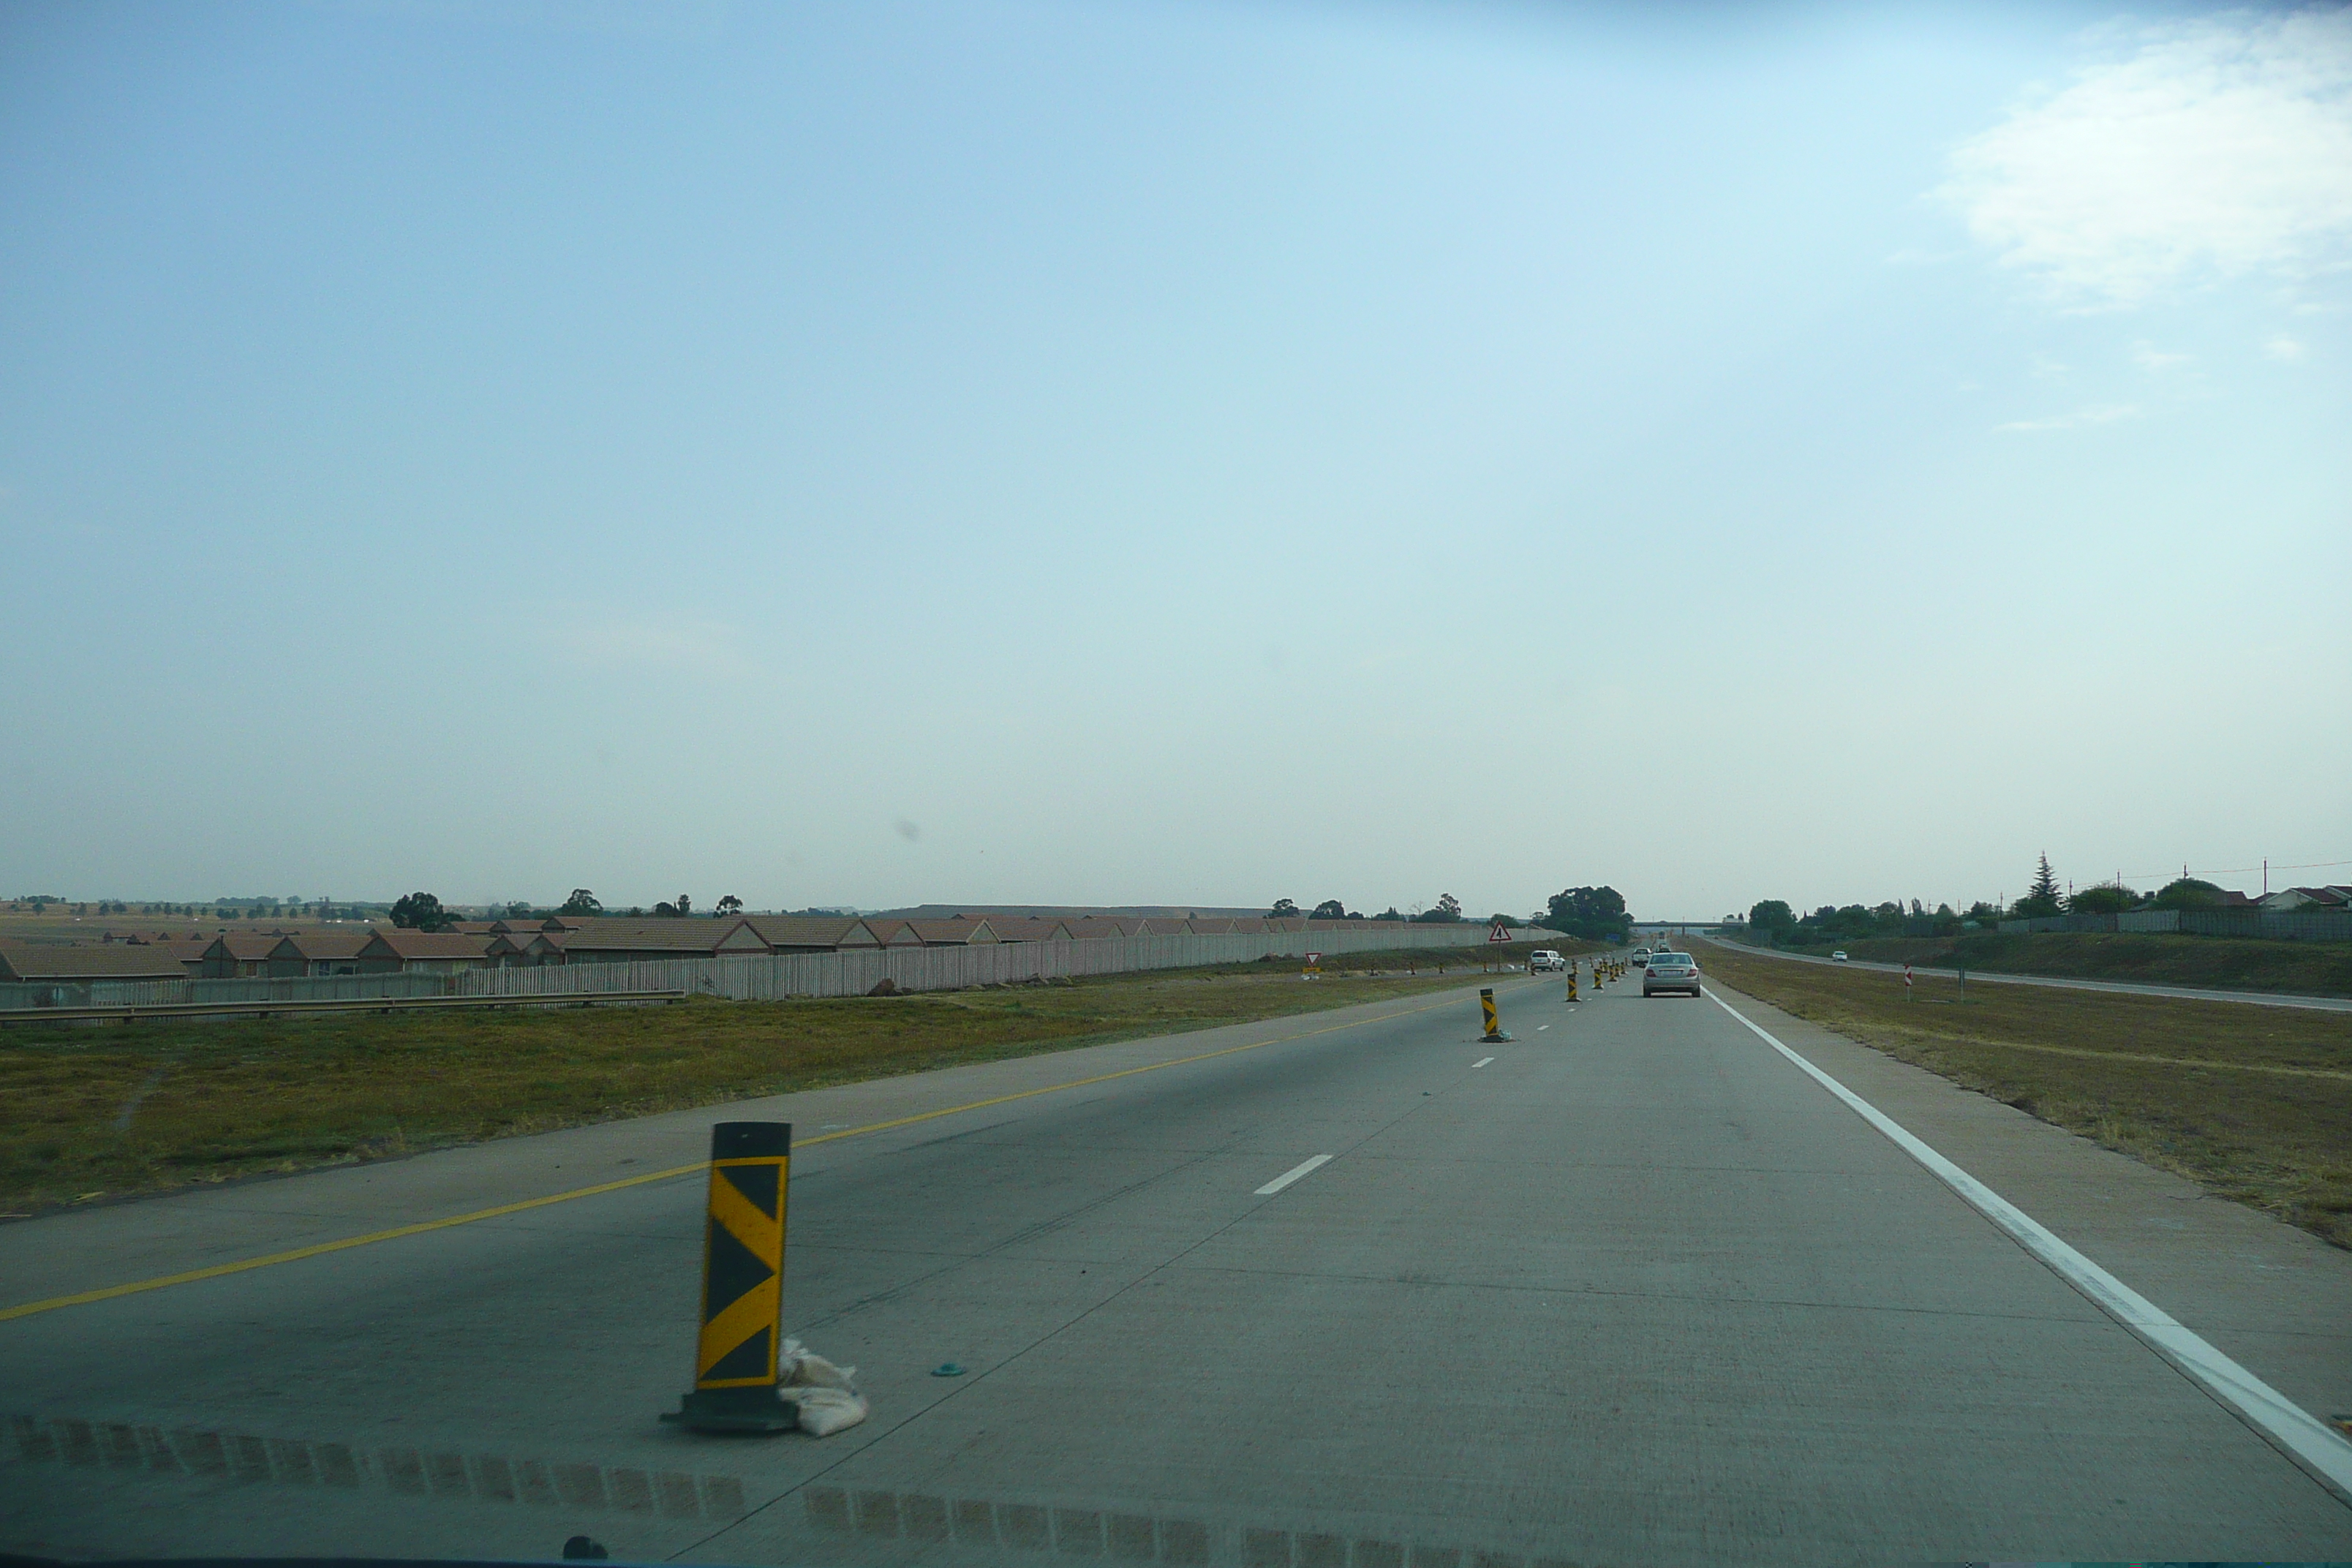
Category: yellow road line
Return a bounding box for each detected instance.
[1,987,1490,1323]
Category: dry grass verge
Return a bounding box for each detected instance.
[1739,930,2352,998]
[1693,940,2352,1248]
[1,943,1577,1215]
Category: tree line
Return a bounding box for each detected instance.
[1744,853,2238,946]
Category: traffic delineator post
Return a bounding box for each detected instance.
[664,1122,797,1434]
[1479,987,1512,1043]
[1564,967,1579,1003]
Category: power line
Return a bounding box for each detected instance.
[2121,858,2349,881]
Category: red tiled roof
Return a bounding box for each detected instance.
[739,916,880,949]
[0,941,192,981]
[360,931,496,960]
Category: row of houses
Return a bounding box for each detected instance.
[0,913,1425,984]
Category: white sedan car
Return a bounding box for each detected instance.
[1643,951,1702,997]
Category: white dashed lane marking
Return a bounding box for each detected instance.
[1254,1155,1333,1196]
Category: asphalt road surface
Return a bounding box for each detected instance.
[1692,932,2352,1013]
[6,964,2351,1564]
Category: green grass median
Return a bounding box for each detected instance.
[1,943,1577,1217]
[1744,930,2352,998]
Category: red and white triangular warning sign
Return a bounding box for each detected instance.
[1488,921,1510,943]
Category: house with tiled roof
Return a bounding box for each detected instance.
[353,930,496,973]
[274,931,374,976]
[1060,917,1130,941]
[863,918,997,948]
[1134,917,1194,935]
[559,918,774,964]
[485,931,566,967]
[2260,885,2351,912]
[976,916,1075,942]
[0,941,192,984]
[196,933,284,979]
[738,916,883,953]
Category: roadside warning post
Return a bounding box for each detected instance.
[1565,967,1579,1003]
[1480,987,1512,1043]
[666,1121,796,1433]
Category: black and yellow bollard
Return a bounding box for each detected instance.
[1565,968,1579,1003]
[664,1122,797,1434]
[1480,987,1512,1042]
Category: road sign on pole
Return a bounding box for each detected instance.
[1488,921,1509,943]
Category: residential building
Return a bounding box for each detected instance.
[2260,886,2352,912]
[353,931,496,973]
[0,941,191,984]
[738,916,883,953]
[559,918,775,964]
[276,931,374,977]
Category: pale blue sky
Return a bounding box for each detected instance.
[3,0,2345,918]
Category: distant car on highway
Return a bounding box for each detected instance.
[1632,947,1651,967]
[1529,950,1564,971]
[1643,951,1701,996]
[1831,950,1849,962]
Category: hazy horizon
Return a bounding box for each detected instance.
[4,1,2345,924]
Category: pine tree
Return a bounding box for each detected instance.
[2016,853,2063,917]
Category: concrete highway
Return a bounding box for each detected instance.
[4,964,2351,1564]
[1692,932,2352,1013]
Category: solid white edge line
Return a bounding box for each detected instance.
[1703,987,2352,1499]
[1473,1056,1496,1068]
[1254,1154,1333,1196]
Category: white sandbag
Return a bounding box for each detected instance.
[788,1351,858,1391]
[776,1337,858,1390]
[792,1385,870,1437]
[773,1336,867,1436]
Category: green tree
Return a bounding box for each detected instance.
[1545,886,1627,941]
[715,894,744,916]
[2152,878,2220,911]
[1413,893,1463,924]
[1749,900,1795,937]
[389,891,455,931]
[2068,882,2137,914]
[1311,899,1346,919]
[558,889,602,917]
[2015,853,2063,918]
[1268,898,1300,919]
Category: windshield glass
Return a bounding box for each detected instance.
[6,4,2348,1565]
